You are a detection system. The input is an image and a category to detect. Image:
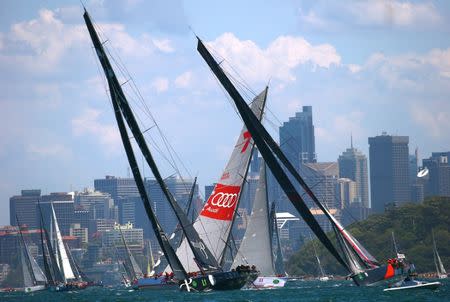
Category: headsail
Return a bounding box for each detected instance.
[51,205,75,281]
[231,163,274,275]
[174,88,266,273]
[119,225,143,280]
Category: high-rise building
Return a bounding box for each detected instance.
[422,152,450,198]
[279,106,316,170]
[336,178,358,209]
[75,188,118,221]
[338,141,369,208]
[368,133,410,213]
[300,162,339,209]
[40,192,75,236]
[9,189,41,228]
[94,176,139,202]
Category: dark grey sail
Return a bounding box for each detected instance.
[83,9,188,282]
[231,163,274,275]
[271,203,285,276]
[16,219,47,285]
[118,226,143,280]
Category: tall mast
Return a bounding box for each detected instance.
[197,38,377,271]
[196,37,350,273]
[83,9,188,281]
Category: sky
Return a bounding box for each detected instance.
[1,0,450,225]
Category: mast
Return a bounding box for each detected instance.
[196,37,351,273]
[83,9,188,281]
[38,213,53,285]
[83,9,218,274]
[432,230,446,276]
[38,202,63,284]
[312,238,326,278]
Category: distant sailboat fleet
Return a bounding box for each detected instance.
[1,4,447,295]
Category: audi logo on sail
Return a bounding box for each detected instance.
[210,192,238,208]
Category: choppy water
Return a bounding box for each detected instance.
[1,279,449,302]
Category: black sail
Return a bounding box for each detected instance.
[83,10,219,273]
[196,38,351,273]
[83,10,188,281]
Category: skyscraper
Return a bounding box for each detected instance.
[422,152,450,198]
[338,140,369,208]
[94,175,139,202]
[368,133,410,213]
[279,106,316,170]
[9,189,41,228]
[40,192,75,236]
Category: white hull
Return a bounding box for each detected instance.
[253,276,287,288]
[318,276,330,282]
[21,285,46,292]
[383,280,441,292]
[438,274,447,279]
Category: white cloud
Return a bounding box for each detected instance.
[348,64,362,73]
[0,8,163,74]
[152,38,174,53]
[175,71,192,88]
[151,77,169,92]
[71,108,120,151]
[410,102,450,138]
[297,0,443,30]
[348,1,442,27]
[208,33,340,83]
[26,143,72,159]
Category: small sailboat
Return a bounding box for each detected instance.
[231,163,286,288]
[311,237,331,282]
[383,232,441,292]
[16,217,47,292]
[432,230,447,279]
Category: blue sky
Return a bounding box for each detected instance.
[1,0,450,225]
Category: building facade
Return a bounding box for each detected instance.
[338,143,370,208]
[368,133,410,213]
[279,106,316,170]
[9,189,41,228]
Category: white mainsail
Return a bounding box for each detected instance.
[173,89,266,273]
[231,163,275,275]
[51,205,75,281]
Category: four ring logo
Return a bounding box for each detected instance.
[210,192,238,208]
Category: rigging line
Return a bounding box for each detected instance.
[206,44,257,97]
[92,18,194,183]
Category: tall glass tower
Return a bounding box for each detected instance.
[368,133,409,213]
[279,106,316,170]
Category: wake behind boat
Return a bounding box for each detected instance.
[383,279,441,292]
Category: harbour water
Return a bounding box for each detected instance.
[1,279,449,302]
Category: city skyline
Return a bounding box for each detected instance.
[2,0,450,225]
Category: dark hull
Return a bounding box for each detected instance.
[351,264,407,286]
[184,270,258,291]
